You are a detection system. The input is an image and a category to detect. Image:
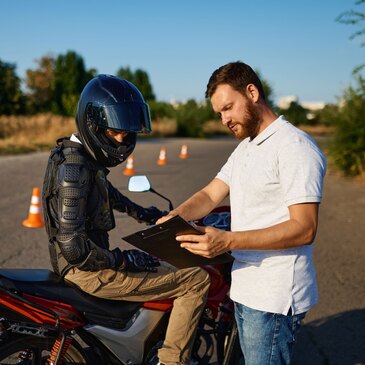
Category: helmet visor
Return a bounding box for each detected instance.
[97,102,152,133]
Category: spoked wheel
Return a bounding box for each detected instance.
[0,335,89,365]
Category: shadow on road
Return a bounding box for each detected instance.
[293,309,365,364]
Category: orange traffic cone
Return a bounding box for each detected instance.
[157,147,167,165]
[179,144,188,159]
[123,155,135,176]
[22,187,44,228]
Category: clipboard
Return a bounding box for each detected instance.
[122,215,233,269]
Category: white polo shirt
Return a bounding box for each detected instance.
[216,116,326,315]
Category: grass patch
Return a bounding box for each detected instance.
[0,114,76,154]
[0,114,333,155]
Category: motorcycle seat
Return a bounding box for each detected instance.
[0,268,142,329]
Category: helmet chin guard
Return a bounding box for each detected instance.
[76,75,151,167]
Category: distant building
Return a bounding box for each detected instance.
[301,101,325,111]
[277,95,325,111]
[277,96,298,109]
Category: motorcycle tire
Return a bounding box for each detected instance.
[217,320,245,365]
[0,334,90,365]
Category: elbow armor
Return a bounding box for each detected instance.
[58,233,122,271]
[58,160,89,230]
[56,158,91,269]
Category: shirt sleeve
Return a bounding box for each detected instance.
[216,142,242,185]
[279,138,326,206]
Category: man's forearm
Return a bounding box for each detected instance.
[174,190,218,221]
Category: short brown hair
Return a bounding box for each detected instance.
[205,61,266,100]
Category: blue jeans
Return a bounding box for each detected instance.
[234,302,306,365]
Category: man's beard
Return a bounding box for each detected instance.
[231,99,262,140]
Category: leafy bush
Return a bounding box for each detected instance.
[277,101,314,126]
[329,77,365,175]
[148,100,175,120]
[175,99,216,138]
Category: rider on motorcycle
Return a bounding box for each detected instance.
[42,74,210,365]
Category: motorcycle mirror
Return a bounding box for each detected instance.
[128,175,174,211]
[128,175,151,192]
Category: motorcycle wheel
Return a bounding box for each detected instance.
[217,320,245,365]
[0,334,90,365]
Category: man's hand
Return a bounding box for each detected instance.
[121,249,160,272]
[156,210,179,224]
[176,226,231,258]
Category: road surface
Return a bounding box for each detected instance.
[0,137,364,364]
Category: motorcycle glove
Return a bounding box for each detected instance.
[137,206,166,225]
[120,249,160,273]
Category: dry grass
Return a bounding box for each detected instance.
[0,114,75,154]
[151,117,177,137]
[0,115,230,155]
[0,115,179,154]
[203,120,230,135]
[0,114,334,155]
[298,124,334,137]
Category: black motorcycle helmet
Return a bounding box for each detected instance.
[76,74,152,167]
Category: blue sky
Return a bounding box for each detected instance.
[1,0,363,105]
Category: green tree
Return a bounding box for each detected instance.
[329,77,365,175]
[175,100,214,138]
[25,54,55,113]
[116,67,155,101]
[314,104,339,126]
[329,1,365,175]
[134,69,155,101]
[116,66,134,81]
[337,0,365,75]
[148,100,175,120]
[0,59,24,115]
[53,51,94,116]
[278,101,310,126]
[336,0,365,75]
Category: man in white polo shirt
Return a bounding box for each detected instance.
[157,61,326,364]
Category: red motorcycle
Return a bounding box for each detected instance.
[0,176,243,365]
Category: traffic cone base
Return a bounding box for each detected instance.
[123,156,135,176]
[22,187,44,228]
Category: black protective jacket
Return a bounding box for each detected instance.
[42,137,158,277]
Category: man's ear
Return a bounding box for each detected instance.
[245,84,260,103]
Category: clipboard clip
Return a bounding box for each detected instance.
[137,225,169,240]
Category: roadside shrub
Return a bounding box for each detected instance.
[175,99,216,138]
[329,77,365,175]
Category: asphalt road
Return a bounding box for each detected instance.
[0,137,364,364]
